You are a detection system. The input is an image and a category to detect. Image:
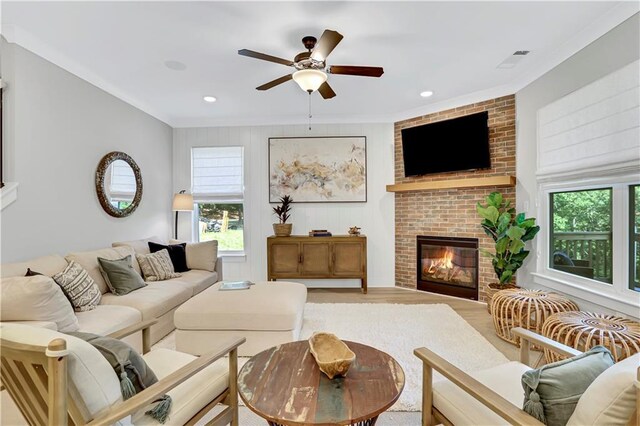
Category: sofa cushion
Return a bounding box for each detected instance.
[568,353,640,426]
[1,255,68,278]
[66,246,140,294]
[0,275,79,332]
[169,240,218,272]
[100,281,191,321]
[168,270,218,296]
[133,349,228,426]
[76,305,142,336]
[98,255,147,295]
[113,236,163,255]
[0,323,129,425]
[53,261,102,312]
[432,361,531,426]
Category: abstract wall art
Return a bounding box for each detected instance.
[269,136,367,203]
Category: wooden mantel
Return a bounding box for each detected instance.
[386,175,515,193]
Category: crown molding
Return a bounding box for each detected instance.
[2,24,174,126]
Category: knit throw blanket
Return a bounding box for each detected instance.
[68,332,172,423]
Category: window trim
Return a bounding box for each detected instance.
[536,173,640,315]
[630,184,640,292]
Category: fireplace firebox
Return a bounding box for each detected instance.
[417,236,479,300]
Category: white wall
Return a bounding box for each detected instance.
[515,14,640,314]
[173,123,395,287]
[0,41,173,262]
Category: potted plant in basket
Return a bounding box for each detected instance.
[477,191,540,313]
[272,195,293,236]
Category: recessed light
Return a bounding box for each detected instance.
[164,60,187,71]
[203,96,217,103]
[420,91,434,98]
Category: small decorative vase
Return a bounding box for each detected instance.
[273,223,292,237]
[486,283,519,314]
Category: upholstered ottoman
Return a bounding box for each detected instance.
[174,281,307,356]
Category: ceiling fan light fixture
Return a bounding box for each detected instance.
[292,69,327,93]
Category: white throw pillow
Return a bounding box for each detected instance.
[136,249,181,281]
[0,275,80,332]
[169,239,218,272]
[567,353,639,425]
[53,261,102,312]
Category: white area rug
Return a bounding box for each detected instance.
[155,303,508,412]
[299,303,508,411]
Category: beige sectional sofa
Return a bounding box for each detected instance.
[0,237,223,346]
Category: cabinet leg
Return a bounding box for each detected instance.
[362,277,367,294]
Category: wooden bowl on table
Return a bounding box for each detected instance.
[308,332,356,379]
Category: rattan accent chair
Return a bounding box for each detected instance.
[0,320,245,426]
[415,327,639,426]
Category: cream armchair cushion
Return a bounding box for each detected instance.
[568,353,640,425]
[0,323,129,425]
[0,254,68,278]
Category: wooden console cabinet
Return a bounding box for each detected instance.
[267,235,368,293]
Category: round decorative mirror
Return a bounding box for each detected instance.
[95,151,143,218]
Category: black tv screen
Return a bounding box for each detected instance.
[401,111,490,177]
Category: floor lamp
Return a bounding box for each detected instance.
[172,190,194,239]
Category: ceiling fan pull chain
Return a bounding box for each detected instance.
[308,93,312,131]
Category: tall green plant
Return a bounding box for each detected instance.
[477,192,540,286]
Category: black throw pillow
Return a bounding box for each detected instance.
[25,268,44,276]
[148,242,189,273]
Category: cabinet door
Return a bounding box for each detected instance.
[301,242,331,276]
[332,242,364,276]
[269,243,300,276]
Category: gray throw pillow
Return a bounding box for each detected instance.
[522,345,614,426]
[98,255,146,296]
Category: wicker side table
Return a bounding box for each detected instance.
[542,311,640,363]
[492,289,579,346]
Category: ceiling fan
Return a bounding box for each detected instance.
[238,29,384,99]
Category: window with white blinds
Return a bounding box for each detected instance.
[109,160,136,201]
[192,147,244,201]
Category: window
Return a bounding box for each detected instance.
[550,188,612,284]
[108,159,136,209]
[631,185,640,292]
[192,147,244,253]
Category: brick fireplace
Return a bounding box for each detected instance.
[394,95,516,301]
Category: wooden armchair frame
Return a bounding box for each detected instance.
[414,327,639,426]
[1,319,246,426]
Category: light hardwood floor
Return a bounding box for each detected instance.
[307,287,522,361]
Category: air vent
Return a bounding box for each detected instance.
[497,50,531,69]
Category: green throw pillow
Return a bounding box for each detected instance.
[522,345,614,426]
[98,255,146,296]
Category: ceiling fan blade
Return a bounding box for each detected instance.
[318,82,336,99]
[238,49,294,66]
[329,65,384,77]
[310,30,343,61]
[256,74,293,91]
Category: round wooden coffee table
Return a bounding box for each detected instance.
[238,340,405,426]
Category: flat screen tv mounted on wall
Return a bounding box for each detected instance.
[401,111,490,177]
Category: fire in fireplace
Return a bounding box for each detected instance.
[417,236,479,300]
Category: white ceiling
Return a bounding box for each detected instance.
[2,1,638,127]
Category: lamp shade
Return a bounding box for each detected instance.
[292,69,327,93]
[172,193,194,211]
